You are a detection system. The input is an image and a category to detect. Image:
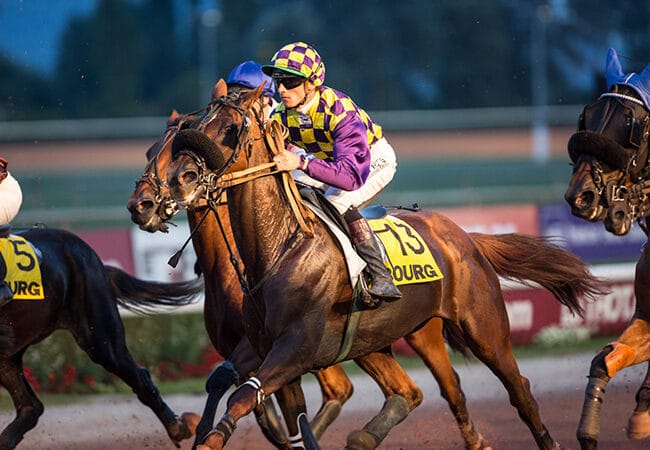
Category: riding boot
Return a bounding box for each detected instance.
[344,207,402,301]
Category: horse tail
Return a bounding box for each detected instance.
[105,265,203,314]
[442,320,471,357]
[470,233,608,318]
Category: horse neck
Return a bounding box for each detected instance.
[186,206,240,293]
[227,158,299,273]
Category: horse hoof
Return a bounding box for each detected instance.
[346,430,380,450]
[627,411,650,440]
[181,411,201,436]
[578,437,598,450]
[166,412,199,442]
[476,432,494,450]
[201,431,225,450]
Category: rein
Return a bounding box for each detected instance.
[186,94,316,297]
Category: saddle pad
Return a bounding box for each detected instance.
[0,236,44,300]
[369,216,443,286]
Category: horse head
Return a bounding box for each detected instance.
[565,48,650,236]
[167,79,268,209]
[127,110,191,232]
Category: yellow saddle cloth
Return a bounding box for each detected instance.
[369,216,443,286]
[0,236,44,300]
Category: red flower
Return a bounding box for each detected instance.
[23,367,40,393]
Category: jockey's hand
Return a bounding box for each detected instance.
[273,150,301,172]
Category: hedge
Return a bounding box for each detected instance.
[22,312,223,394]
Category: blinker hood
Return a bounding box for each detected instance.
[172,129,225,170]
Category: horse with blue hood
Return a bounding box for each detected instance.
[565,48,650,450]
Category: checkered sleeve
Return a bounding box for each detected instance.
[304,112,370,190]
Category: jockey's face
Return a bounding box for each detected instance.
[276,79,314,109]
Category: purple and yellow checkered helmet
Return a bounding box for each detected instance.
[262,42,326,87]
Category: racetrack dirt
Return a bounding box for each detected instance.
[2,352,648,450]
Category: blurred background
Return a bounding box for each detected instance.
[0,0,647,380]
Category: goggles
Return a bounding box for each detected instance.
[272,72,305,90]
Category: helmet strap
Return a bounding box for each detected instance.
[294,84,316,109]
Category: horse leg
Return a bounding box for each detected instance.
[197,352,315,450]
[345,348,422,450]
[405,318,491,450]
[577,318,650,449]
[0,355,44,450]
[628,362,650,440]
[72,317,197,445]
[310,364,354,439]
[461,308,558,450]
[273,377,320,450]
[193,338,291,450]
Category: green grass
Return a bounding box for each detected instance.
[0,335,616,411]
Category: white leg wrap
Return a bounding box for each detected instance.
[288,412,308,449]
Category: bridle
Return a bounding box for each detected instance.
[170,91,316,296]
[136,122,184,222]
[571,86,650,234]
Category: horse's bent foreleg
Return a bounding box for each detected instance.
[200,377,314,450]
[629,362,650,440]
[579,318,650,445]
[0,356,44,450]
[200,349,314,450]
[405,318,491,450]
[577,347,611,450]
[194,360,240,448]
[345,349,421,450]
[311,363,354,439]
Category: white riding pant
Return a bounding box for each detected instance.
[0,173,22,226]
[291,137,397,215]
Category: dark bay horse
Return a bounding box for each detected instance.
[128,106,491,450]
[166,81,605,450]
[0,226,203,449]
[564,49,650,450]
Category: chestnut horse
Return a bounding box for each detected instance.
[166,80,605,450]
[129,109,358,450]
[0,226,202,449]
[128,106,491,449]
[564,49,650,450]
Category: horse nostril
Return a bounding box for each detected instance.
[181,171,198,184]
[575,191,595,209]
[138,200,154,213]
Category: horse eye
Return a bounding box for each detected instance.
[221,123,239,148]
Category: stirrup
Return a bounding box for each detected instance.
[368,282,402,301]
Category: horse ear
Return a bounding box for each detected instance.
[637,64,650,94]
[240,84,266,110]
[606,48,626,88]
[212,79,228,100]
[167,109,181,126]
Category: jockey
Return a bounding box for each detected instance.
[262,41,401,301]
[0,157,22,232]
[226,60,277,119]
[0,156,22,305]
